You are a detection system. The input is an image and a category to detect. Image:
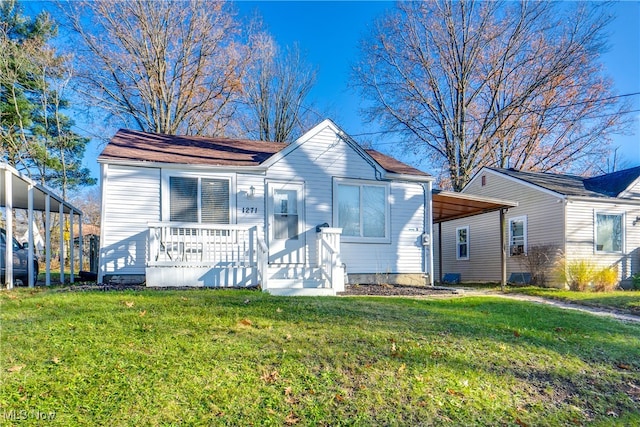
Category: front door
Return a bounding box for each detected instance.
[267,181,306,264]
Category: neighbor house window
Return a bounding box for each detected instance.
[169,176,230,223]
[509,216,527,256]
[334,179,389,242]
[595,213,622,253]
[456,226,469,260]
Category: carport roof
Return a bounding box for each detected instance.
[0,163,81,215]
[432,190,517,223]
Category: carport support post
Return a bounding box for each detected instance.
[45,194,51,287]
[59,202,64,285]
[438,222,443,284]
[4,169,13,289]
[27,183,34,287]
[500,208,507,292]
[69,209,74,283]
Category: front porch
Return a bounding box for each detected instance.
[146,222,344,296]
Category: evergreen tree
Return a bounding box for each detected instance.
[1,0,95,197]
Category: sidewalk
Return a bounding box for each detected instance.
[457,287,640,323]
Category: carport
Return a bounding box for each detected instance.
[1,162,83,288]
[432,190,518,288]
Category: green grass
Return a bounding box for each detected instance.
[507,287,640,314]
[1,288,639,426]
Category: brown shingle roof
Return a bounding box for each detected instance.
[99,129,287,167]
[99,128,430,177]
[365,149,430,176]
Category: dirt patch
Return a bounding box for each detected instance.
[338,284,460,297]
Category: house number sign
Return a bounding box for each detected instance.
[241,207,258,214]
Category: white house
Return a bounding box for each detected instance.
[97,120,437,295]
[436,167,640,288]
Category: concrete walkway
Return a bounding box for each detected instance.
[456,288,640,323]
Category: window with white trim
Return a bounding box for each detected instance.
[595,212,622,253]
[169,176,230,224]
[456,226,469,260]
[334,179,389,242]
[509,216,527,256]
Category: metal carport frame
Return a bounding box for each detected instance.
[1,163,83,289]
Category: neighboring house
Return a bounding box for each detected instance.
[436,167,640,288]
[97,119,435,295]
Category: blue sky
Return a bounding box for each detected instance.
[24,1,640,179]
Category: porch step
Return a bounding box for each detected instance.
[266,287,336,297]
[267,266,322,280]
[266,278,327,289]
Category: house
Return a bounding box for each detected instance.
[435,167,640,288]
[97,120,436,295]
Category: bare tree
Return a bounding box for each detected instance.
[64,0,254,136]
[353,1,628,191]
[240,35,318,142]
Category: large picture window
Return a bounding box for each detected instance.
[334,180,389,242]
[595,213,622,253]
[456,226,469,260]
[509,216,527,256]
[169,176,230,224]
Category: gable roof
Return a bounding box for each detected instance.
[488,167,640,198]
[98,125,430,178]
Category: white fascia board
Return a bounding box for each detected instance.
[463,167,566,199]
[618,176,640,199]
[99,158,268,174]
[260,118,387,177]
[383,172,434,183]
[566,195,640,206]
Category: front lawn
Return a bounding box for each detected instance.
[506,287,640,314]
[1,288,639,425]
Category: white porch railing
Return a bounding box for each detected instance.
[316,227,344,292]
[147,222,343,293]
[148,222,258,269]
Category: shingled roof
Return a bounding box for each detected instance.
[490,167,640,198]
[99,128,430,177]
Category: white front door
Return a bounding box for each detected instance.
[267,181,306,264]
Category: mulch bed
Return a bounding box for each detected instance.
[338,284,460,297]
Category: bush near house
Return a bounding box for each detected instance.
[556,259,621,292]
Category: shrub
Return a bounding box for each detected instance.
[593,266,619,292]
[517,244,560,287]
[632,273,640,290]
[565,259,596,291]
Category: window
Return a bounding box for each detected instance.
[169,176,230,224]
[456,226,469,260]
[509,216,527,256]
[595,213,622,253]
[334,180,389,242]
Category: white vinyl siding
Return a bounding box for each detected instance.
[266,124,426,273]
[100,165,160,275]
[456,226,469,260]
